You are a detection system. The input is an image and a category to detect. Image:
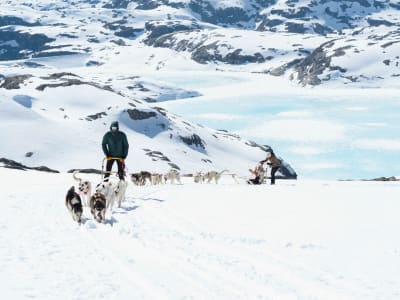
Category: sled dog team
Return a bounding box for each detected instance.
[65,168,231,224]
[65,171,128,224]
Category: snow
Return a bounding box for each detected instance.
[1,168,400,299]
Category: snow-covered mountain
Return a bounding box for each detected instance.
[0,0,399,176]
[0,0,399,86]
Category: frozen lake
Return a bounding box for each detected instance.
[155,71,400,180]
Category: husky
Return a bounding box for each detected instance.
[72,171,92,206]
[65,186,83,224]
[114,179,128,208]
[130,171,151,185]
[164,169,181,184]
[204,169,228,184]
[193,172,205,183]
[89,192,106,223]
[95,180,118,211]
[151,173,163,185]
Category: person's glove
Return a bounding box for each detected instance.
[106,157,113,160]
[119,158,125,163]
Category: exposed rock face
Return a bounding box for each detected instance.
[144,20,202,45]
[85,112,107,121]
[179,134,206,150]
[0,16,40,27]
[0,158,59,173]
[67,168,102,174]
[126,109,157,120]
[0,75,32,89]
[188,2,251,25]
[0,30,54,60]
[291,40,350,86]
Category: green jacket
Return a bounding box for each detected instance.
[102,121,129,159]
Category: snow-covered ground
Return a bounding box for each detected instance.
[2,168,400,299]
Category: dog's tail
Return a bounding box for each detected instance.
[219,169,229,176]
[73,170,82,183]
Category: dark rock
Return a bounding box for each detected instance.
[41,72,81,80]
[115,27,143,39]
[67,168,102,174]
[189,2,251,25]
[0,16,40,27]
[0,30,55,60]
[0,75,32,89]
[293,40,351,86]
[179,134,206,150]
[103,0,132,9]
[32,51,81,58]
[25,152,34,157]
[269,58,302,76]
[168,163,180,170]
[86,112,107,121]
[144,21,201,45]
[22,62,44,68]
[0,158,59,173]
[127,109,157,120]
[86,60,103,66]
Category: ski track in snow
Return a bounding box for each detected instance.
[1,170,400,299]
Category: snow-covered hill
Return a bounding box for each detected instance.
[0,70,296,177]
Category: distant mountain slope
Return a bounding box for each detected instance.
[0,71,297,178]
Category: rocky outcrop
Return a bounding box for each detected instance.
[0,15,40,27]
[291,40,350,86]
[179,134,206,150]
[0,158,59,173]
[144,20,202,45]
[85,112,107,121]
[126,109,157,120]
[0,30,54,60]
[0,75,32,89]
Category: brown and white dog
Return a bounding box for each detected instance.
[65,186,83,224]
[73,171,92,207]
[89,192,106,223]
[204,169,228,184]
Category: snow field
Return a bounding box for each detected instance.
[1,168,400,299]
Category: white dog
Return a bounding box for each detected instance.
[73,171,92,206]
[193,172,205,183]
[164,169,181,184]
[95,180,118,211]
[114,180,128,208]
[151,173,163,185]
[96,179,127,210]
[204,169,228,184]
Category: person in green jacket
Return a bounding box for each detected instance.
[102,121,129,181]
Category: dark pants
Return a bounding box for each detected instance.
[247,176,262,185]
[104,159,125,181]
[270,167,279,185]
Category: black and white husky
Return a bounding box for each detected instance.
[65,186,83,224]
[89,192,107,223]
